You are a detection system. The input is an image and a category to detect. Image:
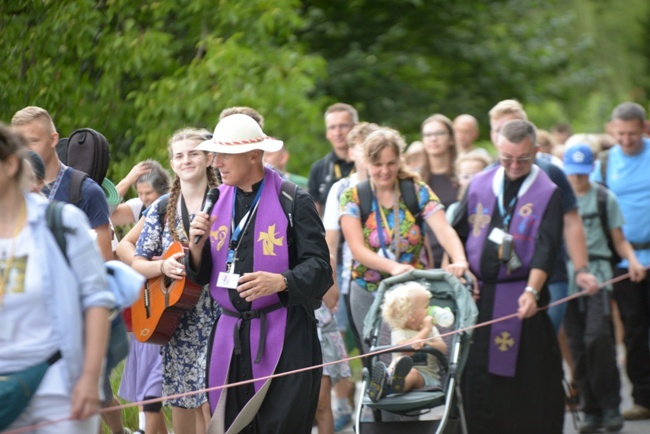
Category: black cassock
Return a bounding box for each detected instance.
[187,181,332,433]
[453,176,566,434]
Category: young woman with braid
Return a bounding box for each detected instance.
[131,128,220,434]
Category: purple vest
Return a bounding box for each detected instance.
[466,165,556,377]
[207,167,289,413]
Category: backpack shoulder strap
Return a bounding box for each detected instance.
[357,179,373,225]
[280,179,297,230]
[595,183,621,263]
[156,195,170,228]
[46,201,70,263]
[598,150,610,187]
[280,179,322,309]
[398,178,422,226]
[595,183,609,233]
[68,169,88,205]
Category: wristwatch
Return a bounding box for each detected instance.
[524,286,539,301]
[574,266,589,281]
[283,275,289,291]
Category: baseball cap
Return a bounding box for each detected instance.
[563,144,594,175]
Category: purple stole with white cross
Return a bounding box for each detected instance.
[466,165,556,377]
[207,167,288,416]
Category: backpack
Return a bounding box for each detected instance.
[45,201,143,370]
[593,151,622,265]
[154,180,322,309]
[357,178,423,227]
[579,184,621,266]
[57,128,111,205]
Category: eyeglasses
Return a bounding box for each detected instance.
[499,155,534,165]
[422,131,449,139]
[327,123,352,132]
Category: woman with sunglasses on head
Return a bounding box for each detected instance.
[339,127,468,352]
[131,128,220,434]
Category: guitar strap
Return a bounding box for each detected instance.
[180,187,209,239]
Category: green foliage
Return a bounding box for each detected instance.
[299,0,649,140]
[1,0,327,185]
[2,0,649,189]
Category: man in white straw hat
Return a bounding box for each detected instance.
[187,114,333,434]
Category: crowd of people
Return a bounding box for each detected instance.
[1,98,649,434]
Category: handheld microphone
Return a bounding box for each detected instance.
[194,187,220,244]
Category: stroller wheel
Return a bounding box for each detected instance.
[389,356,413,394]
[368,361,389,402]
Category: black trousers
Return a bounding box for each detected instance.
[613,268,650,408]
[564,290,621,413]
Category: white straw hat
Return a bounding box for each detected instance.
[197,114,283,154]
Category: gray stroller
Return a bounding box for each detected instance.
[355,269,478,434]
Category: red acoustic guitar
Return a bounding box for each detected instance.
[131,241,203,345]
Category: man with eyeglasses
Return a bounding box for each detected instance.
[308,103,358,216]
[592,102,650,421]
[452,119,565,433]
[489,100,599,335]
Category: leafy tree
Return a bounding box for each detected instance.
[299,0,649,139]
[0,0,328,183]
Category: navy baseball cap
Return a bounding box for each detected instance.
[563,144,594,175]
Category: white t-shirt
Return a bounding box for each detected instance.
[322,174,359,294]
[391,326,442,382]
[125,197,145,221]
[0,227,66,395]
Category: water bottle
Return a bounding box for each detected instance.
[427,306,454,328]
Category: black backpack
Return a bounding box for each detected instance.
[155,180,322,309]
[57,128,110,205]
[357,178,423,227]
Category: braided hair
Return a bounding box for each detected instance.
[166,128,219,242]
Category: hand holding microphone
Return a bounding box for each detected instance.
[193,187,220,245]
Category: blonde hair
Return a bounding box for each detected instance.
[364,127,419,182]
[454,150,492,174]
[11,106,57,134]
[488,99,527,122]
[347,122,380,148]
[382,282,431,329]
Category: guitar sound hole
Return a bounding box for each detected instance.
[164,276,174,288]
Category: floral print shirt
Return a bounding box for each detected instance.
[340,180,442,292]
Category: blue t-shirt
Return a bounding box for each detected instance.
[592,138,650,267]
[44,167,110,229]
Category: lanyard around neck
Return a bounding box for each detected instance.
[333,162,355,180]
[497,180,517,229]
[227,179,265,268]
[372,181,400,258]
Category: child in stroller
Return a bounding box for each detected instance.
[367,282,448,402]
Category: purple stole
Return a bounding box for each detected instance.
[466,165,556,377]
[207,168,289,415]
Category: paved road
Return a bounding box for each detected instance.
[316,362,650,433]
